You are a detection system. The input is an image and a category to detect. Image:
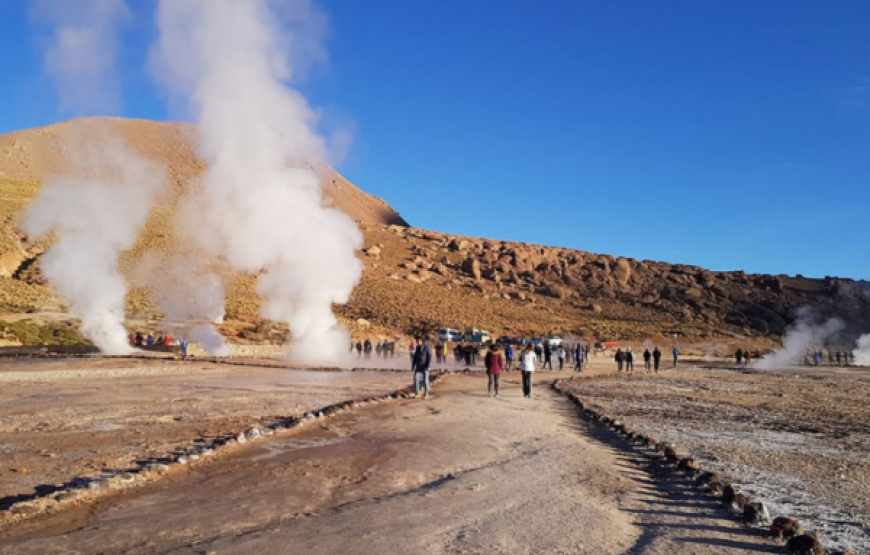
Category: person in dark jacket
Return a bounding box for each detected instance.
[543,342,553,369]
[615,348,624,372]
[412,338,432,399]
[735,348,744,365]
[653,347,662,372]
[625,348,635,373]
[484,344,504,397]
[574,344,585,372]
[643,349,652,373]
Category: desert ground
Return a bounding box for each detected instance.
[561,364,870,554]
[2,353,865,554]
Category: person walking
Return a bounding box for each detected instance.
[574,344,585,372]
[505,343,515,370]
[363,338,372,359]
[484,344,504,397]
[735,348,743,366]
[535,342,543,363]
[412,338,432,399]
[543,342,553,370]
[520,344,536,398]
[615,348,625,373]
[180,338,189,359]
[643,348,652,373]
[653,346,662,372]
[672,346,680,368]
[625,347,635,373]
[556,344,566,371]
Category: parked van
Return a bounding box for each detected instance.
[438,328,462,342]
[464,327,492,343]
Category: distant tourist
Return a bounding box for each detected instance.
[556,344,566,371]
[180,338,189,358]
[355,341,363,358]
[146,333,155,346]
[836,351,843,365]
[643,348,652,373]
[363,339,373,359]
[615,348,624,373]
[672,346,679,367]
[484,344,504,397]
[412,338,432,399]
[135,332,144,347]
[574,344,585,372]
[505,343,515,370]
[653,347,662,372]
[542,342,553,370]
[625,347,635,373]
[534,342,543,363]
[735,348,743,365]
[520,344,537,398]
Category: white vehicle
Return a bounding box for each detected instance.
[545,336,563,346]
[438,328,462,342]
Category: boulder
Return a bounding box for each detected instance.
[785,534,826,555]
[612,257,632,284]
[448,239,469,252]
[461,258,482,280]
[743,502,771,525]
[770,517,805,540]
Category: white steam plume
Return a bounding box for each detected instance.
[23,128,167,354]
[753,308,844,370]
[151,0,362,365]
[24,0,166,354]
[853,334,870,366]
[132,254,231,356]
[30,0,131,114]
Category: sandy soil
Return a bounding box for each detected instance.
[562,365,870,553]
[0,357,408,507]
[0,372,779,554]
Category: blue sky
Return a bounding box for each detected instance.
[2,1,870,280]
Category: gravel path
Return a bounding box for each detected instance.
[1,372,778,554]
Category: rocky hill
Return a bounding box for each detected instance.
[1,117,869,344]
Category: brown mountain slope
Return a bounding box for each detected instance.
[0,117,408,227]
[1,118,869,344]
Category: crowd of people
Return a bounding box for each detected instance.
[612,346,679,373]
[402,339,600,400]
[803,348,856,366]
[128,332,189,357]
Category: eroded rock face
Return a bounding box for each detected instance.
[461,258,482,281]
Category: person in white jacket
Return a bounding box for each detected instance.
[520,344,537,398]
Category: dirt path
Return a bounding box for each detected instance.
[0,372,777,554]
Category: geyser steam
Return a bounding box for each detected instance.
[151,0,362,364]
[853,334,870,366]
[753,308,844,370]
[24,0,166,354]
[23,132,167,354]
